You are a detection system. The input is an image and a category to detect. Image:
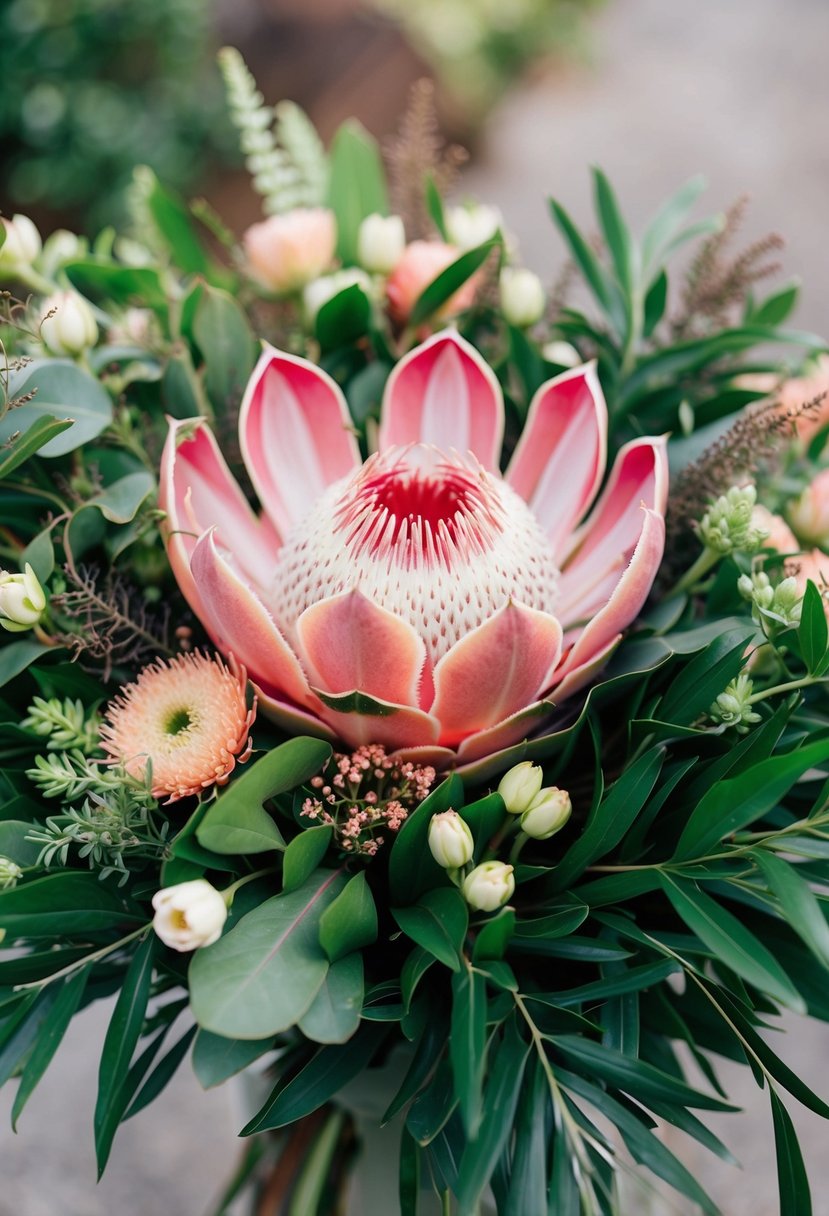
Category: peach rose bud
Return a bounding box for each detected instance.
[243,207,337,293]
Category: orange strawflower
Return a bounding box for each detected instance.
[101,652,256,803]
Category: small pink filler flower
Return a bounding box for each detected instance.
[101,652,256,803]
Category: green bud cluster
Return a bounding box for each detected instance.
[737,571,802,631]
[709,673,762,733]
[698,485,768,556]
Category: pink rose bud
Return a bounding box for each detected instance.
[386,240,478,324]
[750,504,798,554]
[787,470,829,549]
[243,207,337,293]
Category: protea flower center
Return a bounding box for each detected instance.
[271,445,561,663]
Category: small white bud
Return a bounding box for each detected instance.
[521,786,572,840]
[0,857,23,890]
[498,761,543,815]
[0,564,46,632]
[500,267,545,328]
[40,290,98,355]
[151,879,228,952]
[357,213,406,274]
[462,861,515,912]
[0,214,42,269]
[445,203,502,251]
[302,268,373,324]
[709,673,762,733]
[428,810,474,869]
[541,340,581,368]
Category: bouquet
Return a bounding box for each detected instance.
[2,53,829,1216]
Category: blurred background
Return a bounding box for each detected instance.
[3,0,829,1213]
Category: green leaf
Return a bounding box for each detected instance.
[505,1058,547,1216]
[0,820,44,867]
[552,1034,735,1111]
[389,774,464,903]
[409,241,497,327]
[450,965,487,1136]
[641,175,706,273]
[553,747,664,888]
[752,850,829,969]
[12,967,86,1128]
[189,869,346,1038]
[0,640,50,689]
[660,875,806,1012]
[298,953,364,1044]
[141,171,213,277]
[2,360,113,456]
[94,933,155,1176]
[459,793,506,861]
[593,167,637,298]
[472,907,515,962]
[65,259,167,312]
[545,960,678,1008]
[316,284,372,352]
[327,120,389,264]
[0,988,60,1087]
[455,1017,530,1213]
[282,826,333,893]
[197,738,332,855]
[798,580,829,675]
[319,871,378,962]
[643,269,668,337]
[549,197,624,333]
[0,414,74,477]
[674,736,829,860]
[192,1028,275,1089]
[242,1023,383,1134]
[393,888,468,972]
[658,626,758,724]
[192,285,257,413]
[0,872,143,936]
[749,281,799,326]
[21,526,55,583]
[771,1089,812,1216]
[125,1024,198,1120]
[425,175,448,239]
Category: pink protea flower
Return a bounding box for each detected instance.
[160,330,667,771]
[386,241,479,323]
[243,208,337,293]
[100,652,256,802]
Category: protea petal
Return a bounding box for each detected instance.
[506,362,608,557]
[554,508,665,686]
[558,436,668,624]
[295,591,427,708]
[159,419,277,612]
[379,330,504,469]
[255,686,337,741]
[429,602,563,747]
[239,345,361,537]
[455,698,557,764]
[190,531,317,712]
[547,636,621,705]
[316,696,441,751]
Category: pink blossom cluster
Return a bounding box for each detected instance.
[301,744,435,856]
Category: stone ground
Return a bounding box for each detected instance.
[4,1,829,1213]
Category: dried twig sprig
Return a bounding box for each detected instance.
[385,79,467,239]
[51,562,173,680]
[673,196,783,337]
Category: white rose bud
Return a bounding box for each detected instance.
[151,879,228,952]
[428,810,474,869]
[445,203,502,251]
[0,214,42,269]
[498,761,543,815]
[40,229,83,276]
[542,340,581,368]
[357,213,406,274]
[0,564,46,632]
[40,290,98,356]
[462,861,515,912]
[302,268,373,324]
[500,267,545,328]
[521,786,572,840]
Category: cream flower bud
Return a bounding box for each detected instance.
[357,213,406,274]
[0,214,42,269]
[521,786,572,840]
[428,809,474,869]
[445,204,502,251]
[0,857,23,890]
[0,564,46,632]
[462,861,515,912]
[151,879,228,952]
[302,268,372,324]
[40,229,83,276]
[40,290,98,355]
[243,207,337,293]
[498,761,543,815]
[542,340,581,368]
[500,268,545,328]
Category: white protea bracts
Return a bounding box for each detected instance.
[160,330,667,769]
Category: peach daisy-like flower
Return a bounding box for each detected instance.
[100,652,256,803]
